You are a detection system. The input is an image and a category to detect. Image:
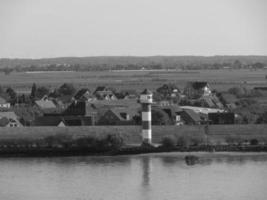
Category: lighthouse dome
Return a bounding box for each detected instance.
[140,89,153,104]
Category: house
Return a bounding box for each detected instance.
[35,95,57,113]
[208,112,235,124]
[180,109,202,125]
[73,88,96,102]
[0,96,10,110]
[33,115,92,126]
[183,82,212,99]
[93,86,117,100]
[180,106,225,115]
[117,89,138,100]
[0,111,22,127]
[98,107,138,125]
[157,105,183,125]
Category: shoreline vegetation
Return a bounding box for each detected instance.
[0,132,266,158]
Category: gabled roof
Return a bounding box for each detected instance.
[33,116,65,126]
[35,99,57,110]
[141,89,152,95]
[0,111,21,126]
[94,86,108,93]
[74,88,91,100]
[103,107,138,121]
[183,109,201,122]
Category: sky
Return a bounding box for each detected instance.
[0,0,266,58]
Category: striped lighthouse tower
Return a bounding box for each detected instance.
[139,89,153,144]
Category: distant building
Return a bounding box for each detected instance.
[98,107,138,125]
[184,82,211,99]
[94,86,117,100]
[0,96,10,109]
[156,105,183,125]
[35,95,57,111]
[33,115,92,126]
[0,111,22,127]
[179,109,202,125]
[73,88,96,102]
[208,112,235,124]
[180,106,225,115]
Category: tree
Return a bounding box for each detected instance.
[6,87,17,105]
[30,83,37,100]
[152,108,171,125]
[256,112,267,124]
[156,83,179,99]
[58,83,76,96]
[3,67,12,75]
[36,86,50,98]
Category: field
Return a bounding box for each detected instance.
[0,69,266,93]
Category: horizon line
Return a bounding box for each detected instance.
[1,54,267,60]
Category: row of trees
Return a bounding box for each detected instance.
[1,60,266,74]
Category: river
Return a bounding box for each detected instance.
[0,152,266,200]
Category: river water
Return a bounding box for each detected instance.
[0,152,266,200]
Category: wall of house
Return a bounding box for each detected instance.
[0,125,266,144]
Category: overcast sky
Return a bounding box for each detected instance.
[0,0,266,58]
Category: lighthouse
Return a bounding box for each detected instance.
[139,89,153,144]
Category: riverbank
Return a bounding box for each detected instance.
[0,144,267,157]
[0,125,266,157]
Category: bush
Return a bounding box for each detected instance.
[104,134,124,150]
[176,136,190,147]
[225,136,242,145]
[161,136,176,148]
[250,139,259,146]
[190,137,204,146]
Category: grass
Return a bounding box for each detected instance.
[0,124,266,145]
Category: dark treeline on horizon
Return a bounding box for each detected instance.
[0,56,267,73]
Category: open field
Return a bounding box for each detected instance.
[0,125,266,144]
[1,69,267,92]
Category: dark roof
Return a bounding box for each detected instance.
[94,86,107,93]
[110,107,138,120]
[183,109,201,122]
[141,89,152,95]
[34,116,65,126]
[188,82,208,90]
[74,88,90,100]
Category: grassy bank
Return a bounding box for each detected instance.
[0,125,266,156]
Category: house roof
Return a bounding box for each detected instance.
[154,105,182,118]
[0,96,8,104]
[110,107,138,120]
[180,106,225,114]
[201,96,216,107]
[33,116,65,126]
[94,86,108,93]
[183,109,201,122]
[92,99,139,107]
[141,89,152,95]
[35,99,57,109]
[0,111,21,126]
[74,88,91,100]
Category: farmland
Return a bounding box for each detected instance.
[1,69,267,93]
